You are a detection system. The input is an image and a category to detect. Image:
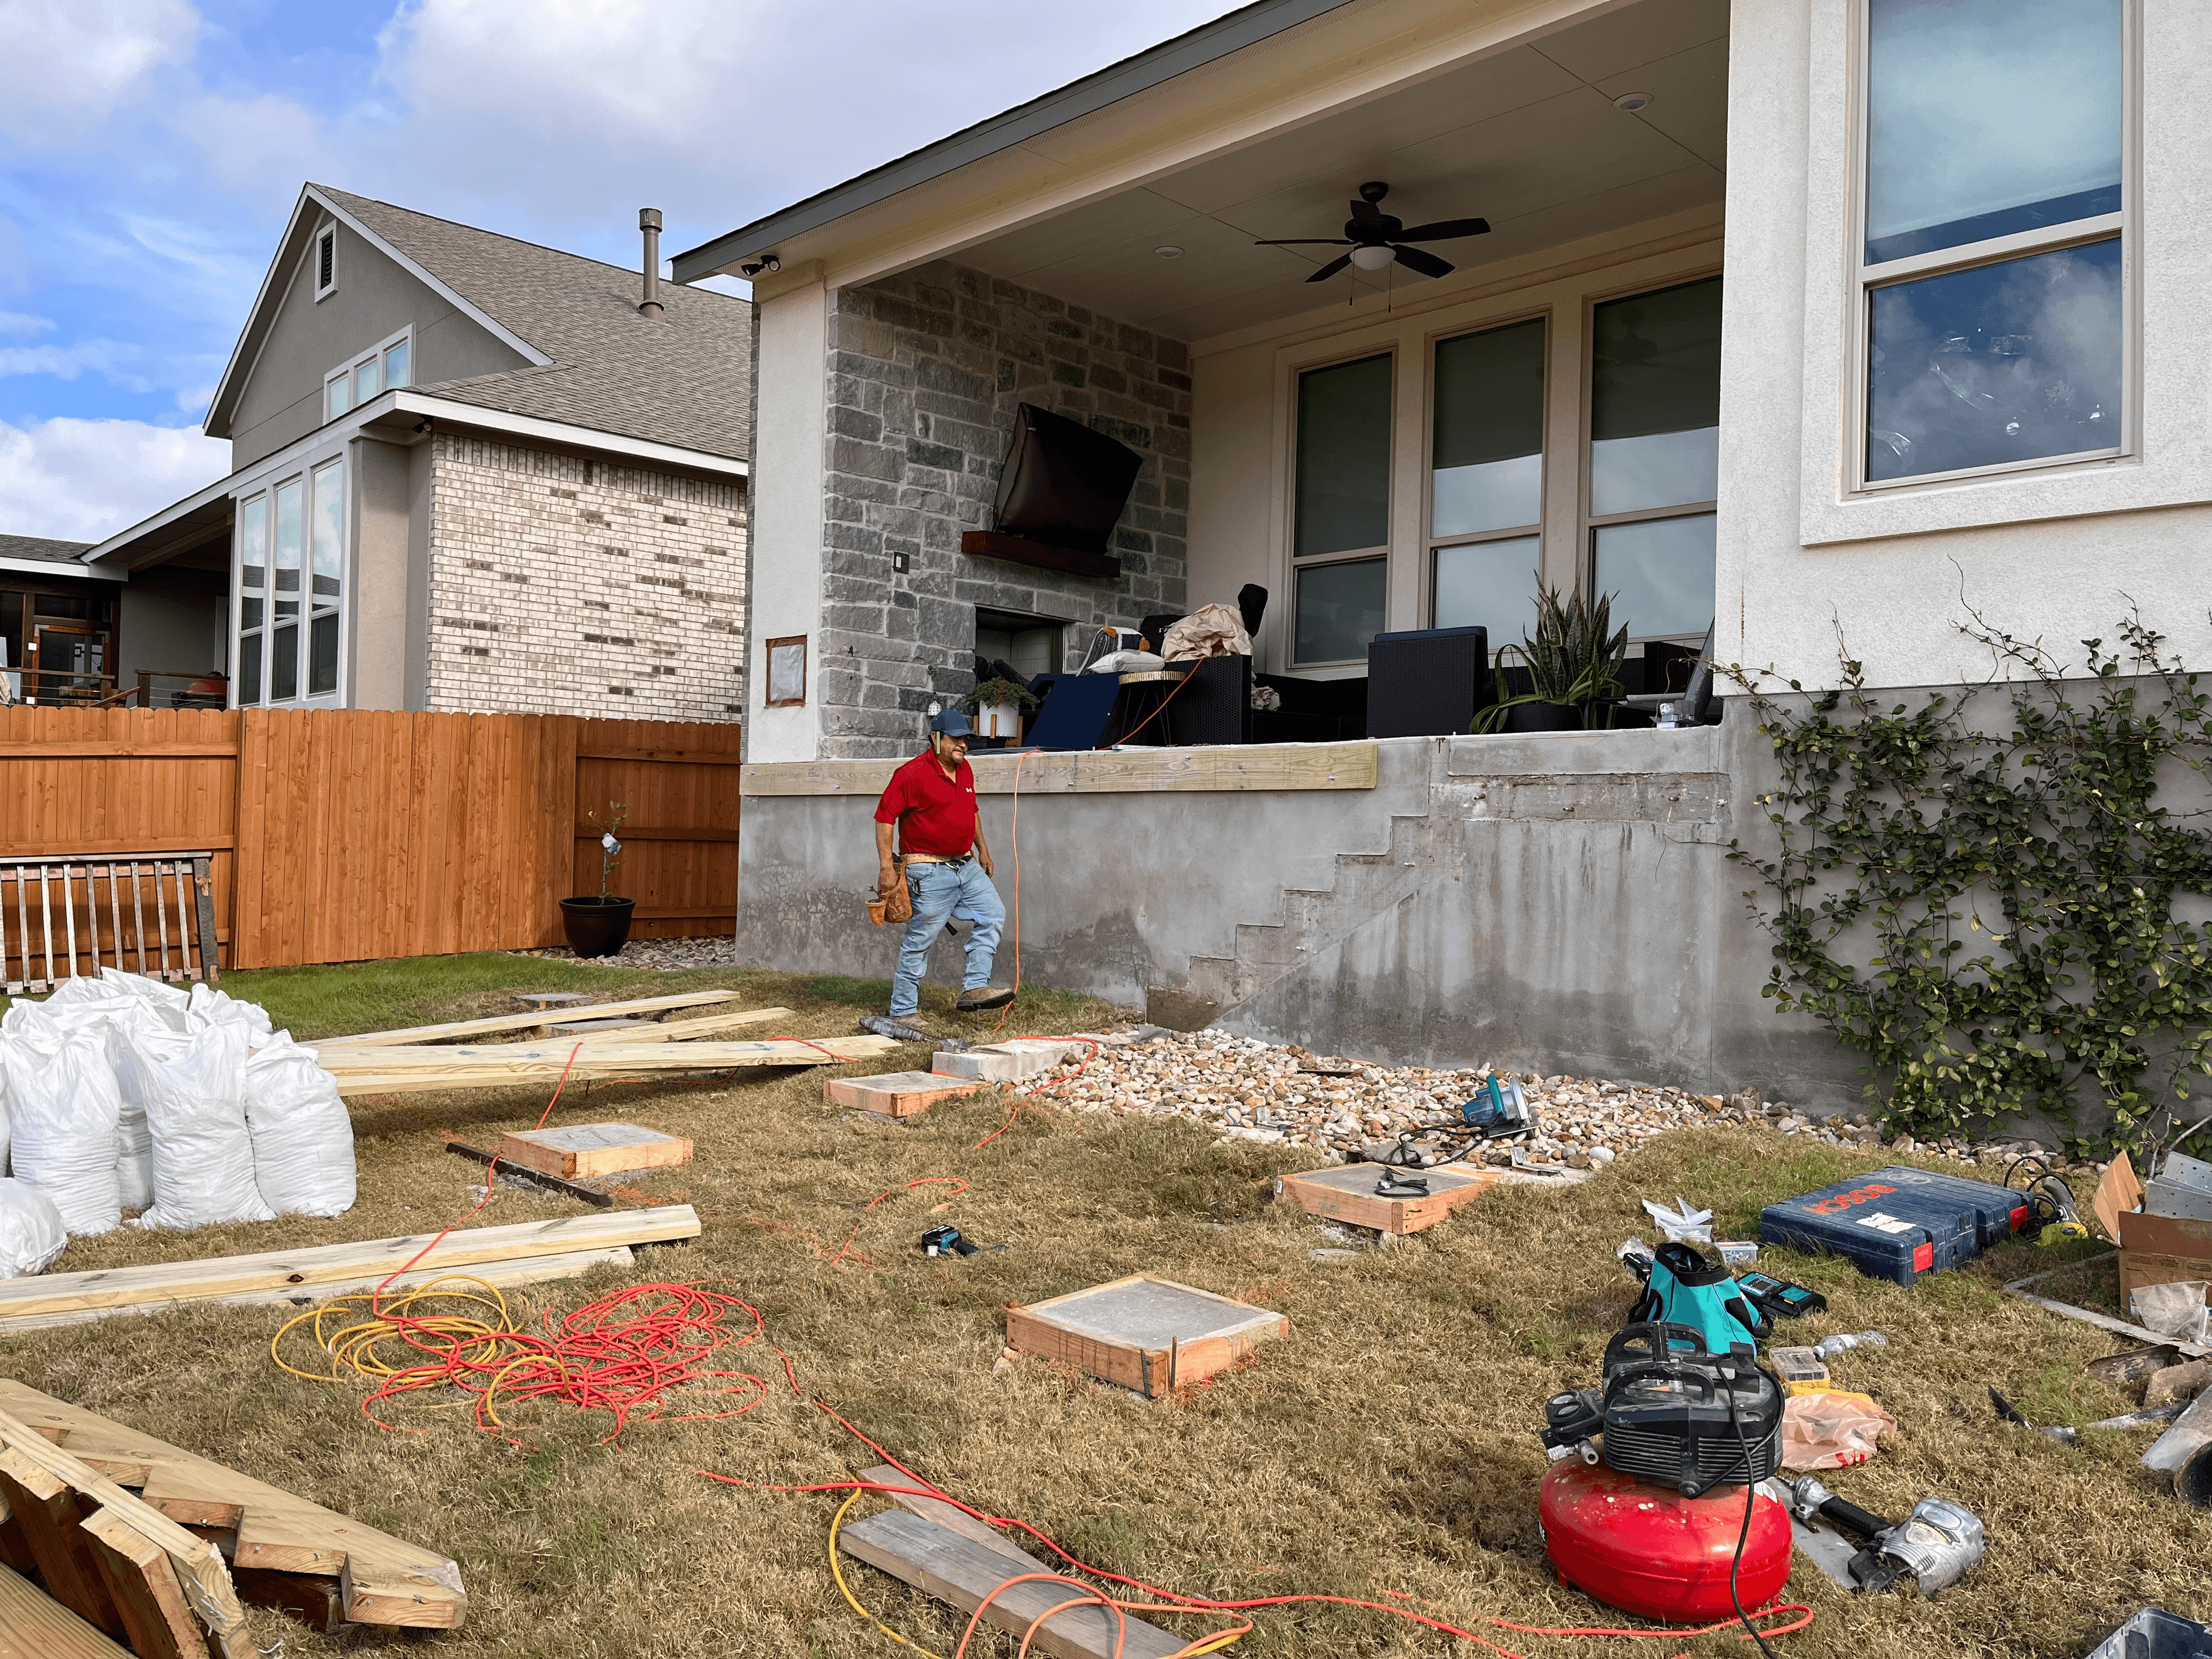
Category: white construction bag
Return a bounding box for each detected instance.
[1,1024,122,1236]
[185,983,274,1043]
[0,1179,67,1278]
[22,975,181,1216]
[244,1033,356,1218]
[128,1021,274,1230]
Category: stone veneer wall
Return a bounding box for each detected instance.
[427,432,746,721]
[817,259,1192,759]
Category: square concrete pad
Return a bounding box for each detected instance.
[1006,1274,1287,1396]
[1278,1161,1503,1236]
[498,1123,692,1179]
[824,1070,984,1118]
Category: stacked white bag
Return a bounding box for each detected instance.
[0,1179,67,1278]
[244,1033,357,1217]
[0,1004,123,1235]
[128,1018,274,1230]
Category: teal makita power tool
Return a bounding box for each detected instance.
[1458,1075,1533,1140]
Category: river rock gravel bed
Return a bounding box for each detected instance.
[1038,1028,2089,1176]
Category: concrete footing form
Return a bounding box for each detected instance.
[736,704,1866,1112]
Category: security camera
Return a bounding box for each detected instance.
[738,253,783,277]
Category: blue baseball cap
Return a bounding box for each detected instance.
[929,709,975,737]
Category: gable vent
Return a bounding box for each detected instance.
[316,226,335,293]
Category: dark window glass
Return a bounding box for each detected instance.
[1432,319,1544,536]
[1866,0,2122,265]
[1590,278,1722,516]
[271,624,297,702]
[1294,557,1387,664]
[237,633,262,706]
[1867,237,2122,482]
[31,593,95,620]
[241,596,263,631]
[1295,354,1392,557]
[309,615,339,696]
[1594,516,1716,641]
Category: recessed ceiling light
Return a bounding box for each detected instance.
[1612,91,1654,112]
[1154,245,1184,259]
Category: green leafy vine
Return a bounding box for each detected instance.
[1727,610,2212,1158]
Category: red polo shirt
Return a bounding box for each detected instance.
[875,750,978,858]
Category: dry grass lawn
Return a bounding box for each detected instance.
[1,954,2206,1657]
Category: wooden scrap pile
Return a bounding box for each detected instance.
[0,1378,465,1656]
[308,990,895,1095]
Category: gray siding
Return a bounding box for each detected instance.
[228,217,530,470]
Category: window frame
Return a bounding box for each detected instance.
[1578,270,1724,646]
[1422,308,1548,648]
[233,453,348,710]
[1844,0,2138,495]
[313,225,338,301]
[323,325,414,427]
[1287,346,1396,669]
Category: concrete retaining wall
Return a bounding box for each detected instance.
[735,704,1869,1107]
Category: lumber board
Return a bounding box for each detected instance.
[231,1566,343,1633]
[855,1466,1035,1570]
[497,1124,692,1179]
[0,1449,120,1635]
[743,741,1378,798]
[0,1560,135,1659]
[0,1485,37,1575]
[839,1508,1188,1659]
[0,1206,696,1325]
[319,1036,894,1094]
[0,1246,635,1331]
[0,1408,248,1656]
[0,1382,464,1632]
[573,1006,791,1044]
[319,988,742,1048]
[80,1505,210,1659]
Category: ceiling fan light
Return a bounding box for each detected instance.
[1349,244,1394,271]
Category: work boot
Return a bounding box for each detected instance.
[956,986,1016,1012]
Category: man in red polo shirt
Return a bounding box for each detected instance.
[874,709,1013,1017]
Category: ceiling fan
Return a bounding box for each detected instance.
[1255,180,1490,282]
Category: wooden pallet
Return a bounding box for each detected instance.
[1005,1275,1287,1397]
[0,1206,698,1331]
[0,1381,464,1637]
[0,855,219,994]
[1275,1162,1504,1237]
[496,1124,692,1179]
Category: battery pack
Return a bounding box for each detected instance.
[1760,1165,2021,1285]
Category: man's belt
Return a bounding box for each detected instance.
[904,850,974,866]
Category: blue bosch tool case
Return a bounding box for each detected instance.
[1759,1165,2027,1285]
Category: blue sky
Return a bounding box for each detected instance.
[0,0,1241,541]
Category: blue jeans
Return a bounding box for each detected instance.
[889,859,1005,1016]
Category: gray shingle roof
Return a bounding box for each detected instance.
[316,186,751,463]
[0,534,93,565]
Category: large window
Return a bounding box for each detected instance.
[1291,352,1392,665]
[236,459,344,706]
[1589,276,1720,642]
[1430,316,1544,654]
[1858,0,2126,486]
[324,329,413,424]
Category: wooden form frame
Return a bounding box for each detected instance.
[824,1070,984,1119]
[1005,1275,1287,1397]
[0,1381,465,1636]
[1276,1162,1505,1237]
[495,1124,692,1180]
[0,855,219,994]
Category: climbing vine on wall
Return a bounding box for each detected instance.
[1729,613,2212,1157]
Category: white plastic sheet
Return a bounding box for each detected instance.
[0,1178,67,1278]
[244,1033,356,1218]
[128,1020,275,1230]
[1,1020,122,1236]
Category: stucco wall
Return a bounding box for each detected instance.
[424,432,746,720]
[733,709,1865,1107]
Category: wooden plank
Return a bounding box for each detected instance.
[575,748,746,766]
[80,1506,211,1659]
[1276,1164,1505,1237]
[1,1247,634,1332]
[0,1207,697,1325]
[0,1450,121,1635]
[316,1036,894,1094]
[838,1508,1188,1659]
[321,989,743,1048]
[0,744,239,760]
[497,1124,692,1180]
[0,838,238,860]
[0,1560,135,1659]
[742,742,1380,798]
[0,1385,462,1635]
[572,1005,789,1044]
[855,1466,1037,1570]
[0,1484,38,1575]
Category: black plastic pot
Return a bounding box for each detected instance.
[559,896,635,959]
[1505,700,1582,733]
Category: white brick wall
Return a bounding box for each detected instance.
[426,434,747,721]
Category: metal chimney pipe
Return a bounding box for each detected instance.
[638,208,664,319]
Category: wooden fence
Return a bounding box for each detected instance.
[0,706,739,971]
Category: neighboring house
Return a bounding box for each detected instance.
[681,0,2200,763]
[0,533,141,705]
[75,184,752,721]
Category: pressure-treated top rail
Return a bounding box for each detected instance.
[741,741,1377,797]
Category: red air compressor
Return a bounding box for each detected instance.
[1535,1321,1791,1623]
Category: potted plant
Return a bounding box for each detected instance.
[961,676,1040,747]
[560,802,634,958]
[1473,585,1629,734]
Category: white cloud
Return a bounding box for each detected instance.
[0,0,199,143]
[0,337,151,391]
[0,312,54,338]
[0,416,228,541]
